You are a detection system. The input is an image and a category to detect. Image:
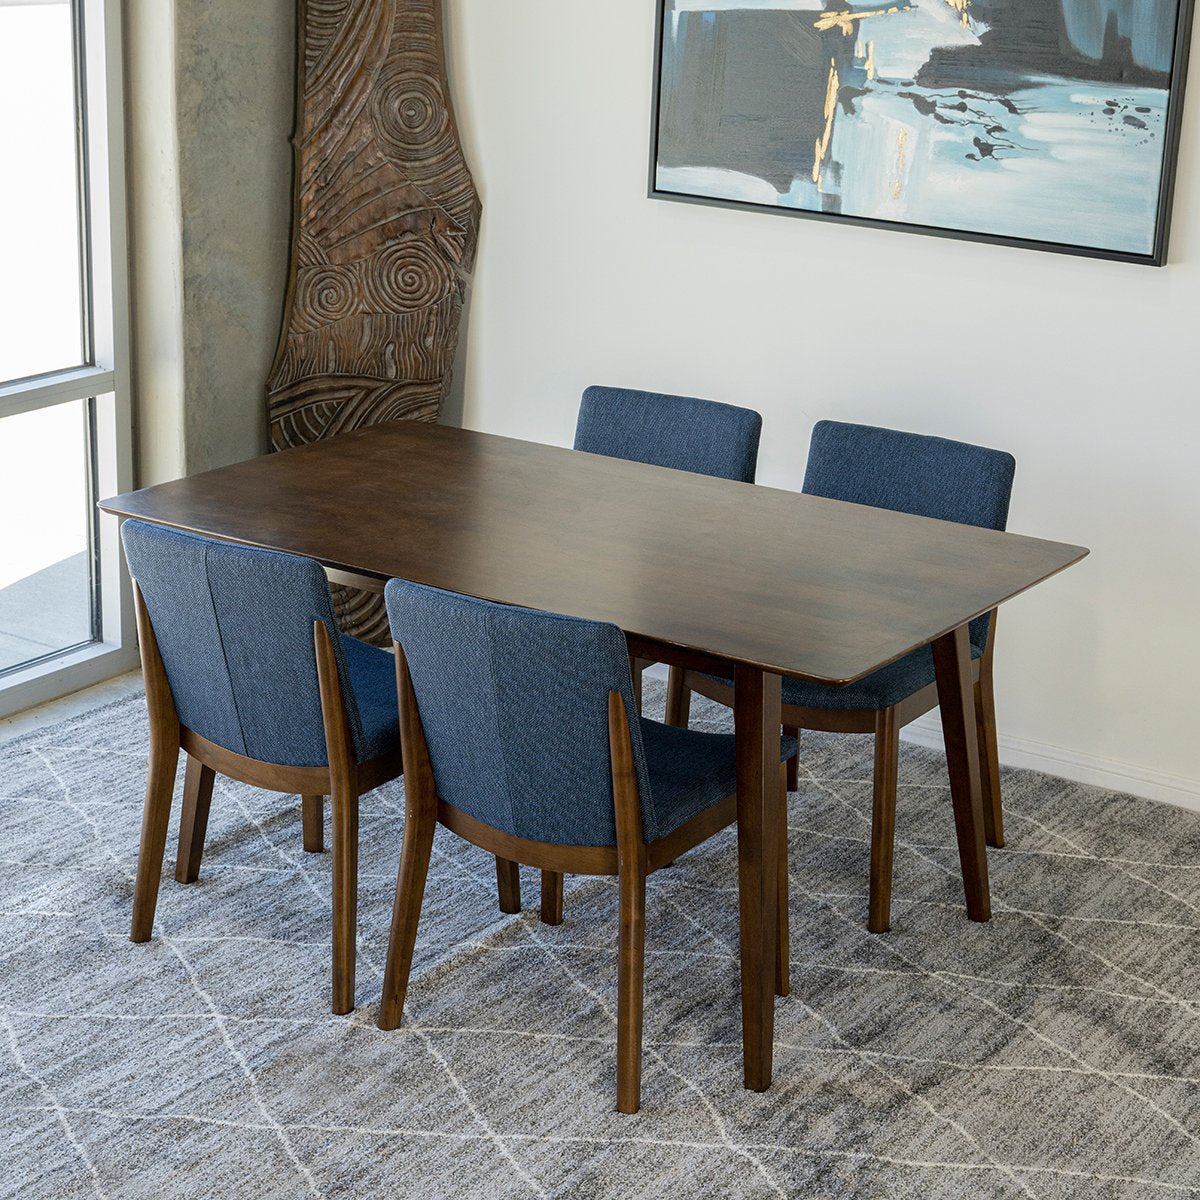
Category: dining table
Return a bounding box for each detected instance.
[100,419,1089,1092]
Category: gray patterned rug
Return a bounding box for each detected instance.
[2,679,1199,1199]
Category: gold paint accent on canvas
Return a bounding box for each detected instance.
[892,127,910,199]
[944,0,972,27]
[815,6,912,36]
[812,59,841,188]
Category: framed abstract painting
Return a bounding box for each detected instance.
[650,1,1195,264]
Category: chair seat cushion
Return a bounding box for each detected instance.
[705,640,984,714]
[341,635,400,763]
[639,718,797,840]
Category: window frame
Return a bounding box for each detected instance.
[0,0,136,718]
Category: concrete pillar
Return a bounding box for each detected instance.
[124,0,295,484]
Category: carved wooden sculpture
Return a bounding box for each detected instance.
[268,0,480,640]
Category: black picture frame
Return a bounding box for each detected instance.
[648,0,1195,266]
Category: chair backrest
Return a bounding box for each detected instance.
[803,421,1015,529]
[121,520,366,768]
[385,578,657,847]
[574,385,762,483]
[803,421,1017,649]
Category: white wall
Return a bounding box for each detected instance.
[445,0,1200,807]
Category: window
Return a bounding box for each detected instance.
[0,0,134,715]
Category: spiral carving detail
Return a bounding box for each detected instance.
[294,265,359,331]
[370,64,453,159]
[362,239,455,312]
[266,0,481,642]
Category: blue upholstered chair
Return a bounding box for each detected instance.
[496,385,766,926]
[120,520,402,1013]
[379,579,795,1114]
[671,421,1017,934]
[574,384,763,484]
[575,385,762,715]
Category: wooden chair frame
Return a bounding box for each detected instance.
[129,581,403,1013]
[667,612,1003,934]
[378,642,790,1114]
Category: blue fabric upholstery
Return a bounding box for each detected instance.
[804,421,1016,656]
[640,718,796,835]
[803,421,1015,530]
[782,642,978,711]
[703,423,1014,715]
[121,520,397,769]
[574,385,763,483]
[704,642,984,715]
[385,580,794,847]
[339,633,402,764]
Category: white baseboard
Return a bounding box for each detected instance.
[901,713,1200,816]
[644,662,1200,816]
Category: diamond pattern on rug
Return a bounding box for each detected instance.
[1,680,1199,1198]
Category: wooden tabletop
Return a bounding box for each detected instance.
[100,422,1088,684]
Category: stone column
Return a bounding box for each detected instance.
[125,0,295,484]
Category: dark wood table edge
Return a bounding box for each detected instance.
[99,505,1090,691]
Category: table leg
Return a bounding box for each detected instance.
[733,664,782,1091]
[932,624,991,922]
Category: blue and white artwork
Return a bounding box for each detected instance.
[653,1,1193,262]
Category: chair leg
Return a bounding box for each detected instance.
[776,762,790,998]
[331,786,360,1015]
[868,708,900,934]
[664,667,691,728]
[495,856,522,913]
[131,735,180,942]
[975,678,1004,849]
[174,756,215,884]
[540,870,563,925]
[378,784,437,1031]
[616,860,646,1114]
[784,725,800,791]
[301,794,325,853]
